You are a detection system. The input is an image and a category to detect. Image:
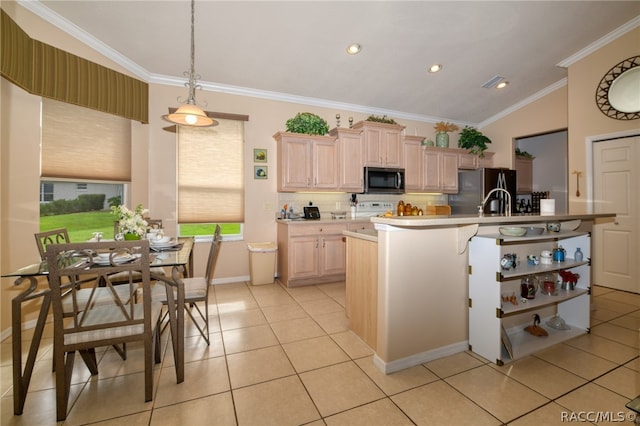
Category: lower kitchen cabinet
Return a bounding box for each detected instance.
[468,229,590,365]
[277,222,347,287]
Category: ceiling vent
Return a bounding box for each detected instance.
[481,75,505,89]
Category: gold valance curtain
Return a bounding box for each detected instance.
[41,98,132,182]
[178,120,245,223]
[1,9,148,123]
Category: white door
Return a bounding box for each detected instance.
[593,136,639,292]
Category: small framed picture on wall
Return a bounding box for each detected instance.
[254,166,268,179]
[253,149,267,163]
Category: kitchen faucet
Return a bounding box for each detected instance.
[479,188,512,216]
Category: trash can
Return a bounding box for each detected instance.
[247,242,278,285]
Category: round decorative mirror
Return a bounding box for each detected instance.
[595,55,640,120]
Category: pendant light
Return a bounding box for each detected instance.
[162,0,217,127]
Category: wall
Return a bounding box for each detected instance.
[567,28,640,213]
[480,86,569,169]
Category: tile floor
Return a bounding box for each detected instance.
[1,282,639,425]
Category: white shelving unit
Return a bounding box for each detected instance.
[468,230,590,365]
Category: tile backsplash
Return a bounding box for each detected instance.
[276,192,448,217]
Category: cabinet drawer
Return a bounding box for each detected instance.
[288,223,347,236]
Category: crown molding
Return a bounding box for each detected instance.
[479,78,568,129]
[557,15,640,68]
[152,74,474,128]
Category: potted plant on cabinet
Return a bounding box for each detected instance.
[433,121,459,148]
[457,126,492,157]
[285,112,329,135]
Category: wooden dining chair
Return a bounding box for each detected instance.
[152,224,221,345]
[45,240,165,421]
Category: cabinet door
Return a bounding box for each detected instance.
[441,152,459,194]
[363,127,383,166]
[313,139,339,189]
[403,139,422,191]
[279,138,311,191]
[320,235,346,276]
[338,132,364,191]
[289,236,319,279]
[422,149,442,192]
[383,128,403,167]
[458,152,478,170]
[515,158,533,194]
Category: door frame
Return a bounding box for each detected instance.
[585,129,640,213]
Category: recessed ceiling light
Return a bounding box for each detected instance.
[428,64,442,73]
[346,44,361,55]
[496,81,509,89]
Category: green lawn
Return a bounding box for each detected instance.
[40,211,239,242]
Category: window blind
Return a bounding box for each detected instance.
[41,98,132,182]
[178,119,245,223]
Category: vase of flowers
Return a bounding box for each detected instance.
[111,204,148,239]
[433,121,459,148]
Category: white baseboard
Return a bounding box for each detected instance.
[373,340,469,374]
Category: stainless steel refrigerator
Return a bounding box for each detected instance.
[449,168,517,215]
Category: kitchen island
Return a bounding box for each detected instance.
[343,213,615,374]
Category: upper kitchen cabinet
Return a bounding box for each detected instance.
[352,121,405,168]
[403,140,459,194]
[423,148,459,193]
[274,132,339,192]
[330,127,364,192]
[515,156,534,194]
[403,135,424,192]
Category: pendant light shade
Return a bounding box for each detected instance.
[162,0,217,128]
[164,103,215,127]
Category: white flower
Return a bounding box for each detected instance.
[111,204,149,236]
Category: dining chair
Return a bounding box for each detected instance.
[35,229,133,362]
[45,240,164,421]
[152,224,221,345]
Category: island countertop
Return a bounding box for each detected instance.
[371,213,614,228]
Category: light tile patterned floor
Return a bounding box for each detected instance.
[1,283,639,425]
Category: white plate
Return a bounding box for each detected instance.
[150,238,176,248]
[93,253,139,265]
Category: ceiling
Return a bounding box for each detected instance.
[24,1,640,126]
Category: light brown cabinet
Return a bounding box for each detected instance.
[345,234,378,350]
[277,222,347,287]
[274,132,339,192]
[330,127,364,192]
[404,144,459,194]
[458,152,479,170]
[515,157,533,194]
[403,136,424,192]
[353,121,405,167]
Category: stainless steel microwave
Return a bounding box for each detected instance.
[364,167,405,194]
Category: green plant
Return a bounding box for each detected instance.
[515,148,534,159]
[457,126,492,157]
[366,114,397,124]
[285,112,329,135]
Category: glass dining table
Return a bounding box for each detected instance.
[2,237,193,416]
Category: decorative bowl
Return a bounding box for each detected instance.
[546,222,561,233]
[499,227,527,237]
[525,227,545,236]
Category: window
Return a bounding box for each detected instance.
[177,116,246,239]
[40,182,54,202]
[39,99,130,241]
